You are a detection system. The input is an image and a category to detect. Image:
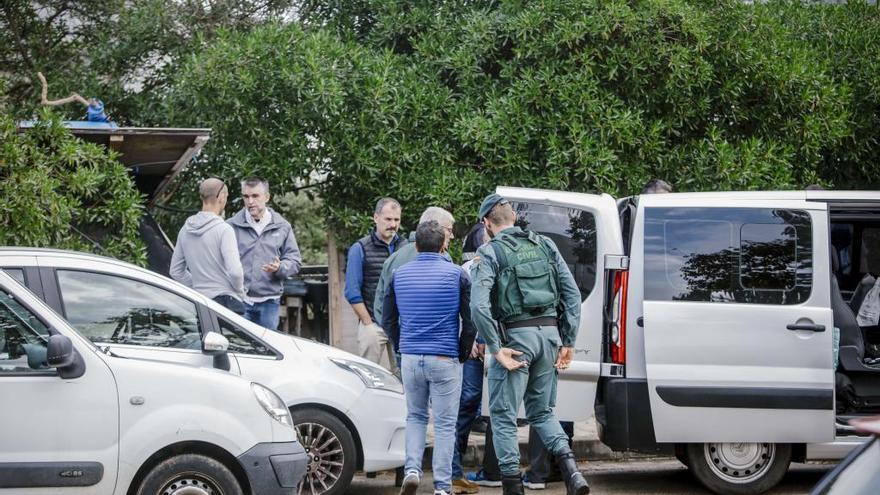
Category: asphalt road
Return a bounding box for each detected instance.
[348,459,831,494]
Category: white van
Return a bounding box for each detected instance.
[0,248,405,495]
[491,187,879,495]
[0,270,306,495]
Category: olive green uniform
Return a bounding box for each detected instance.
[469,226,582,476]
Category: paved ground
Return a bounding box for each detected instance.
[431,420,622,467]
[350,459,831,494]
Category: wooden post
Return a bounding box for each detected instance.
[327,230,344,348]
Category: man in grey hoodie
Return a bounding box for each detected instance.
[170,178,248,314]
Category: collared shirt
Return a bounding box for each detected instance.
[244,208,276,303]
[246,208,272,237]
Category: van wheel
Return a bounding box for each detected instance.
[291,407,357,495]
[686,442,790,495]
[136,453,242,495]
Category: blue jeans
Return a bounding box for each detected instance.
[401,354,462,491]
[452,357,484,479]
[244,298,281,330]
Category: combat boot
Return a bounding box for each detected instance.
[556,450,590,495]
[501,474,524,495]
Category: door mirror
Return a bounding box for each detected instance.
[203,331,231,372]
[47,334,85,379]
[47,334,75,368]
[202,332,229,356]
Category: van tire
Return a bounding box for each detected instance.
[686,442,791,495]
[135,453,242,495]
[291,407,357,495]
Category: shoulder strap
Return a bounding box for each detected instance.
[534,233,556,259]
[490,239,511,271]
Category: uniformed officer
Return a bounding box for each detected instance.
[469,194,589,495]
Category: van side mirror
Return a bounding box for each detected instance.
[47,334,85,379]
[202,332,231,371]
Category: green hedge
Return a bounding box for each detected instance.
[0,111,147,264]
[165,0,880,242]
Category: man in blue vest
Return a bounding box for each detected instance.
[469,194,589,495]
[382,220,477,495]
[345,197,408,370]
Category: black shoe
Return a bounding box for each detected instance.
[555,451,590,495]
[502,474,524,495]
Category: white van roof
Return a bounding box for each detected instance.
[636,190,880,206]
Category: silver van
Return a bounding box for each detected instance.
[494,187,880,495]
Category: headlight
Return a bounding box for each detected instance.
[330,358,404,394]
[251,383,294,427]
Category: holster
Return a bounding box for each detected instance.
[497,321,509,346]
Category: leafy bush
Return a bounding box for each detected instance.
[165,0,878,243]
[0,111,147,264]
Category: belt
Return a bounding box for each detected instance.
[505,316,558,329]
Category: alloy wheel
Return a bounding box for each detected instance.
[297,421,345,495]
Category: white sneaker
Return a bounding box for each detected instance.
[434,490,452,495]
[400,471,420,495]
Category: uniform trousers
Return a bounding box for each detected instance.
[487,325,569,476]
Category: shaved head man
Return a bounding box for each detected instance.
[170,178,248,314]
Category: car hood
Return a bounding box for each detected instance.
[258,330,381,368]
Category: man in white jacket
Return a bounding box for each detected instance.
[170,178,248,314]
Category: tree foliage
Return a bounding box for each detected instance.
[0,111,147,264]
[161,0,879,243]
[0,0,299,123]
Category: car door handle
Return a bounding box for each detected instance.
[786,323,826,332]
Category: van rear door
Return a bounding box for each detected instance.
[637,194,834,442]
[496,187,624,421]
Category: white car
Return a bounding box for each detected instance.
[0,270,306,495]
[481,187,880,495]
[0,248,406,495]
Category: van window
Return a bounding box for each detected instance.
[511,202,597,301]
[644,207,812,304]
[0,289,51,374]
[57,270,203,349]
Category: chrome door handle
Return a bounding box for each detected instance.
[786,323,826,332]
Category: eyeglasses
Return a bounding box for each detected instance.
[216,184,227,198]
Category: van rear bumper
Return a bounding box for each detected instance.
[595,377,672,455]
[238,441,307,494]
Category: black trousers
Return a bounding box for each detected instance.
[212,294,246,315]
[480,422,502,480]
[525,421,575,482]
[480,420,574,481]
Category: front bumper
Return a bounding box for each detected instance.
[238,441,308,495]
[348,389,406,471]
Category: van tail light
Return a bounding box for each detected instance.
[610,270,629,365]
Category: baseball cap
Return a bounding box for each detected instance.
[478,193,508,220]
